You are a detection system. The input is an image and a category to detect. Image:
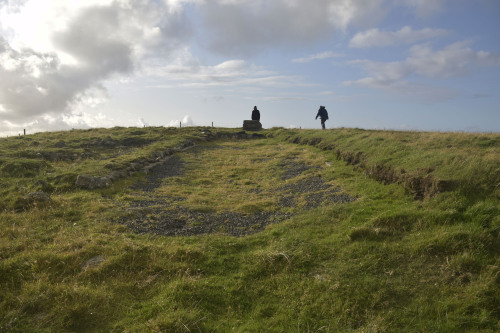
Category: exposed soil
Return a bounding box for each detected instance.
[116,143,356,237]
[286,134,457,199]
[131,155,184,192]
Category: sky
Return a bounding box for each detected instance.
[1,0,499,136]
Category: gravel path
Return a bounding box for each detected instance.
[279,158,320,180]
[116,143,356,237]
[124,207,291,236]
[131,155,184,192]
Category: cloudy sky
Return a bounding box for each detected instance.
[1,0,499,136]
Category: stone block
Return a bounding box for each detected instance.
[243,120,262,131]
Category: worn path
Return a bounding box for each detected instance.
[116,140,356,236]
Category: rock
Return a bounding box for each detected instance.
[178,140,195,149]
[109,170,127,181]
[122,137,151,147]
[53,141,66,148]
[102,140,117,146]
[28,191,51,201]
[36,179,54,192]
[41,152,60,162]
[142,165,155,174]
[75,175,94,188]
[82,256,105,270]
[129,162,142,171]
[14,192,52,212]
[146,161,164,173]
[75,175,111,189]
[95,176,111,188]
[36,179,49,187]
[243,120,262,131]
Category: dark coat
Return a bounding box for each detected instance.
[252,109,260,121]
[316,107,328,121]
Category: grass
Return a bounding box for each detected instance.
[158,141,328,214]
[0,127,499,332]
[274,128,499,200]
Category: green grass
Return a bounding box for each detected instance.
[158,140,329,214]
[1,127,499,332]
[273,128,499,200]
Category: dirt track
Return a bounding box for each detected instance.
[116,142,356,236]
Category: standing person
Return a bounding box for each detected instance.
[315,106,329,130]
[251,106,260,121]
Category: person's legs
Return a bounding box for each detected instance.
[321,120,326,130]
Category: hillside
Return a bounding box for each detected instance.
[1,127,499,332]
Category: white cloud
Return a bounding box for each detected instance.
[138,117,150,127]
[406,41,500,78]
[349,26,448,48]
[399,0,446,17]
[345,77,459,103]
[197,0,387,56]
[0,0,191,130]
[292,51,343,63]
[261,96,306,102]
[0,0,393,135]
[0,109,117,137]
[168,115,194,127]
[146,53,303,89]
[346,41,500,101]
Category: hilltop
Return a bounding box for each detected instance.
[0,127,499,332]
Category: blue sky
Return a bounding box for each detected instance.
[1,0,499,136]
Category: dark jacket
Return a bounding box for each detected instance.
[252,109,260,121]
[316,107,328,121]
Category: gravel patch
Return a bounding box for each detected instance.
[281,176,332,193]
[279,158,319,180]
[280,176,356,209]
[131,155,184,192]
[124,207,291,237]
[304,191,356,209]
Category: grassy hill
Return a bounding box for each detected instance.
[0,127,499,332]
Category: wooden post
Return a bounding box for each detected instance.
[212,122,214,128]
[24,129,26,135]
[180,122,182,128]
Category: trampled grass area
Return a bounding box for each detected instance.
[0,127,499,332]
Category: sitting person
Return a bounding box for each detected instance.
[251,106,260,121]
